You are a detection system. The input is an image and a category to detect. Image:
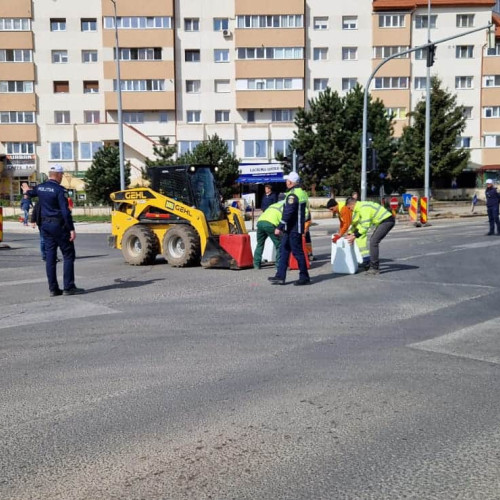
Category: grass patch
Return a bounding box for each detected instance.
[3,215,110,223]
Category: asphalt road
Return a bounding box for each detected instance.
[1,218,499,500]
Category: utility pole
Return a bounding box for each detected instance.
[424,0,432,203]
[110,0,125,191]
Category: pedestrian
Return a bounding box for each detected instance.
[268,172,310,286]
[22,164,84,296]
[345,197,395,275]
[484,179,500,235]
[20,194,32,226]
[253,201,284,269]
[261,184,278,212]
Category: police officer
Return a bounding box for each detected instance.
[268,172,311,286]
[22,165,84,296]
[484,179,500,235]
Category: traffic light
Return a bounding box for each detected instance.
[426,44,436,67]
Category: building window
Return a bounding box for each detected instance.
[483,75,500,87]
[82,50,98,63]
[184,18,200,31]
[414,48,426,60]
[6,142,35,154]
[178,141,200,155]
[385,107,407,120]
[214,49,229,63]
[342,16,358,30]
[342,78,357,91]
[456,136,471,148]
[159,111,168,123]
[313,78,328,91]
[313,17,328,30]
[237,47,304,60]
[113,79,164,91]
[103,17,172,29]
[463,107,473,119]
[83,80,99,93]
[54,111,71,124]
[244,140,267,158]
[456,45,473,59]
[247,110,255,123]
[80,141,102,160]
[215,79,230,93]
[123,111,144,123]
[185,50,200,62]
[186,80,200,93]
[81,18,97,32]
[272,109,294,122]
[379,14,405,28]
[0,18,31,31]
[187,110,201,123]
[53,81,69,93]
[115,47,162,61]
[487,43,500,56]
[0,111,35,124]
[52,50,68,63]
[0,81,33,93]
[374,77,408,89]
[50,18,66,31]
[457,14,474,28]
[374,46,409,59]
[313,47,328,61]
[484,135,500,147]
[273,140,291,158]
[84,110,100,123]
[50,142,73,160]
[342,47,357,61]
[0,49,32,62]
[213,18,229,31]
[414,77,428,90]
[455,76,473,89]
[215,110,230,123]
[237,15,303,29]
[415,15,437,29]
[483,106,500,118]
[239,78,301,90]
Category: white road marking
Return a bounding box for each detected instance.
[0,278,47,287]
[410,318,500,365]
[0,298,118,330]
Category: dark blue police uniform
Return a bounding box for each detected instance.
[485,186,500,235]
[274,187,310,284]
[27,180,76,294]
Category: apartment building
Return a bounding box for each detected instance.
[0,0,499,199]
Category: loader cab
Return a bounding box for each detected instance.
[147,165,224,221]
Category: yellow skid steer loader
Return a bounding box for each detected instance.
[108,165,248,269]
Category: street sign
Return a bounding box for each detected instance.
[402,193,413,208]
[390,197,398,210]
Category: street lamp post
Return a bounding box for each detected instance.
[424,0,432,204]
[110,0,125,191]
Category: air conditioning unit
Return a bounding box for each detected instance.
[222,29,231,37]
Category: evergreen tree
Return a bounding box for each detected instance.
[142,137,177,179]
[84,145,130,205]
[286,85,395,195]
[391,77,469,190]
[179,134,239,200]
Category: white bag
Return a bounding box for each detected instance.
[331,237,359,274]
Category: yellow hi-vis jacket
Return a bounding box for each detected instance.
[351,201,393,238]
[258,201,284,226]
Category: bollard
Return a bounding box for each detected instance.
[409,196,419,223]
[420,197,428,225]
[0,206,3,242]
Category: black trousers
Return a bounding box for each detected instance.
[369,217,395,269]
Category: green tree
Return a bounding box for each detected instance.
[391,77,469,190]
[84,145,130,205]
[143,137,177,178]
[179,134,239,200]
[286,85,395,195]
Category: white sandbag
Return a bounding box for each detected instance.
[331,237,358,274]
[249,231,277,263]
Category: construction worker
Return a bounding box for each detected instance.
[326,198,352,243]
[253,201,284,269]
[268,172,310,286]
[345,197,395,275]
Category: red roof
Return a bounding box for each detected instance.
[373,0,495,11]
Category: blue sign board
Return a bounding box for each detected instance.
[402,193,413,208]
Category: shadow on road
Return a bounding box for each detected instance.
[84,277,165,293]
[76,254,109,260]
[379,259,419,274]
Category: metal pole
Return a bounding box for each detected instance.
[111,0,125,191]
[361,22,492,203]
[292,149,297,173]
[424,0,432,203]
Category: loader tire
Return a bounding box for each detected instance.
[163,225,201,267]
[121,225,158,265]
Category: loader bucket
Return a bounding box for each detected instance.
[201,236,238,270]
